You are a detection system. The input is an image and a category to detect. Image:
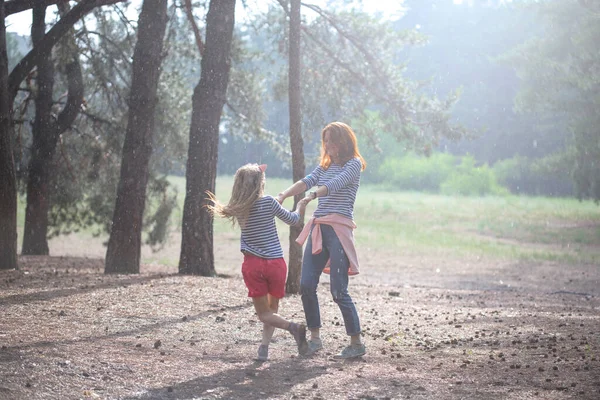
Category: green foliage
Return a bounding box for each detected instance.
[399,1,550,164]
[377,152,507,196]
[250,1,467,167]
[503,0,600,202]
[440,156,508,197]
[45,4,185,246]
[378,152,455,192]
[144,177,178,251]
[351,110,402,183]
[493,153,574,197]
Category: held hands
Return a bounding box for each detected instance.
[276,192,286,204]
[295,196,311,225]
[298,196,311,209]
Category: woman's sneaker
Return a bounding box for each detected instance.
[333,343,366,359]
[306,338,323,355]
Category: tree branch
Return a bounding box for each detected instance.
[9,0,126,101]
[81,109,118,128]
[77,30,133,66]
[5,0,61,16]
[55,1,84,133]
[58,133,77,182]
[183,0,204,56]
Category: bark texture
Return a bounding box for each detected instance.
[179,0,236,276]
[0,0,18,270]
[286,0,305,294]
[105,0,168,274]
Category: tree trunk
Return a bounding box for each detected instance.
[22,2,85,255]
[285,0,305,294]
[22,5,55,255]
[179,0,236,276]
[105,0,168,274]
[0,0,18,270]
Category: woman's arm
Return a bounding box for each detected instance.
[309,185,328,199]
[276,180,308,204]
[321,158,361,196]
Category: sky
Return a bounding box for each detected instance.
[5,0,475,37]
[4,0,433,36]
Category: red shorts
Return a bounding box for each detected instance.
[241,253,287,298]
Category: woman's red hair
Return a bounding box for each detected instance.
[319,122,367,171]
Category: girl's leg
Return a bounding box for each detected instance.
[252,295,308,356]
[260,295,280,346]
[252,295,289,330]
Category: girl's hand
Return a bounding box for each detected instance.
[298,196,311,207]
[276,192,286,204]
[295,196,310,224]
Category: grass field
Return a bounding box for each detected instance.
[19,175,600,267]
[186,176,600,265]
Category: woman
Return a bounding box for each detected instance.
[277,121,367,359]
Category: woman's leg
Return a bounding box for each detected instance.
[300,231,329,335]
[321,225,361,338]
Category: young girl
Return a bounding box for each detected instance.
[206,163,310,361]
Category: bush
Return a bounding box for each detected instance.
[493,153,574,197]
[378,152,456,192]
[440,156,509,196]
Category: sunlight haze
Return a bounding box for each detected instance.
[6,0,409,36]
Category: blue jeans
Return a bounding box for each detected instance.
[300,224,361,336]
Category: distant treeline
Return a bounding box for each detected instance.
[372,152,573,198]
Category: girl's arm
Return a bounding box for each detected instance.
[271,197,301,226]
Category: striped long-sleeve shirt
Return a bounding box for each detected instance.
[240,195,300,259]
[301,157,362,220]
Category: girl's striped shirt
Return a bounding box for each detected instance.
[301,157,362,220]
[240,195,300,259]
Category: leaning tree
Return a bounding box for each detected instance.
[105,0,168,274]
[179,0,236,276]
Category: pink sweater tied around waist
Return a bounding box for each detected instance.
[295,214,360,275]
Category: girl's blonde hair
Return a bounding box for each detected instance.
[205,163,265,228]
[319,121,367,171]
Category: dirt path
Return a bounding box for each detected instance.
[1,248,599,399]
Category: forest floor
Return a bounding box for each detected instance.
[1,237,599,400]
